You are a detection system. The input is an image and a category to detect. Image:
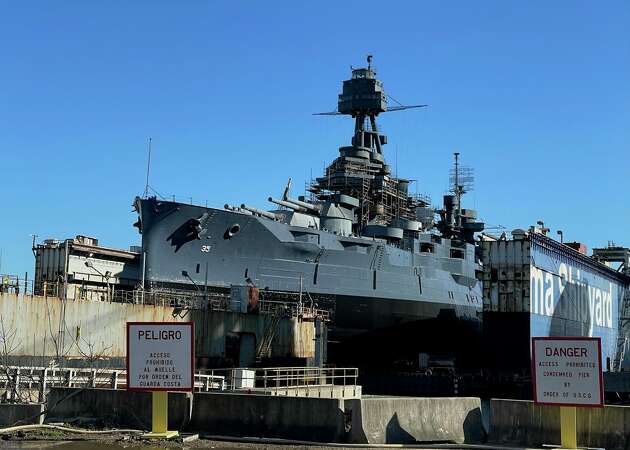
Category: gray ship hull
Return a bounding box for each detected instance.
[135,198,483,341]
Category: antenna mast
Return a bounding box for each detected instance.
[449,152,474,232]
[454,152,460,228]
[143,137,152,198]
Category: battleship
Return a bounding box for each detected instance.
[134,57,485,365]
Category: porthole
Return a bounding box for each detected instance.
[224,223,241,239]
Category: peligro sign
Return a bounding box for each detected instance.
[127,322,194,392]
[532,337,603,407]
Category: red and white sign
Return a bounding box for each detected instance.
[126,322,194,392]
[532,337,603,407]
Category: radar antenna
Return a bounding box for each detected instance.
[449,152,474,229]
[313,56,427,157]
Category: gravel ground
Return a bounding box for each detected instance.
[0,430,379,450]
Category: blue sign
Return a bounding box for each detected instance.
[530,246,625,367]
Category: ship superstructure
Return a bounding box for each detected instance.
[133,57,486,363]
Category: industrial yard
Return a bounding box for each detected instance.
[0,207,629,448]
[2,89,630,446]
[2,1,629,449]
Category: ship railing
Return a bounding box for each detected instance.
[410,192,432,205]
[258,299,332,321]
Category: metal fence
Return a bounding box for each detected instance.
[0,274,34,296]
[0,366,226,402]
[0,365,359,402]
[198,366,359,398]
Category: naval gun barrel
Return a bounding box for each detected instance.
[224,204,252,215]
[283,196,321,213]
[240,204,279,220]
[268,197,309,213]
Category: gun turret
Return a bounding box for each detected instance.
[240,204,280,221]
[282,196,321,213]
[268,197,309,213]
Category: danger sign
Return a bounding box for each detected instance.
[532,337,603,407]
[127,322,194,392]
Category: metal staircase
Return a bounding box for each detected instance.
[613,289,630,371]
[592,245,630,371]
[360,174,371,227]
[256,312,282,361]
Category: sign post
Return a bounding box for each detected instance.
[559,405,577,449]
[532,337,603,450]
[127,322,194,439]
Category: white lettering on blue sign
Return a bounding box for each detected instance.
[531,262,612,330]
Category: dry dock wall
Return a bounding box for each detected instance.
[0,293,185,366]
[489,398,630,450]
[0,293,315,366]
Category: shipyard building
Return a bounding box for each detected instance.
[33,235,140,301]
[481,228,630,388]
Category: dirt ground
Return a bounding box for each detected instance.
[0,430,380,450]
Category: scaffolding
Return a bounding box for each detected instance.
[308,155,430,231]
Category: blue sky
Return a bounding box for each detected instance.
[1,1,629,276]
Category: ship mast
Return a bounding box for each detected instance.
[439,152,484,243]
[453,152,462,230]
[312,56,429,233]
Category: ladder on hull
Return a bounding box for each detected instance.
[256,313,282,361]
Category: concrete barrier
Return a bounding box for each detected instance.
[43,388,485,445]
[190,392,347,442]
[0,403,45,426]
[46,388,191,430]
[489,398,630,450]
[347,396,484,444]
